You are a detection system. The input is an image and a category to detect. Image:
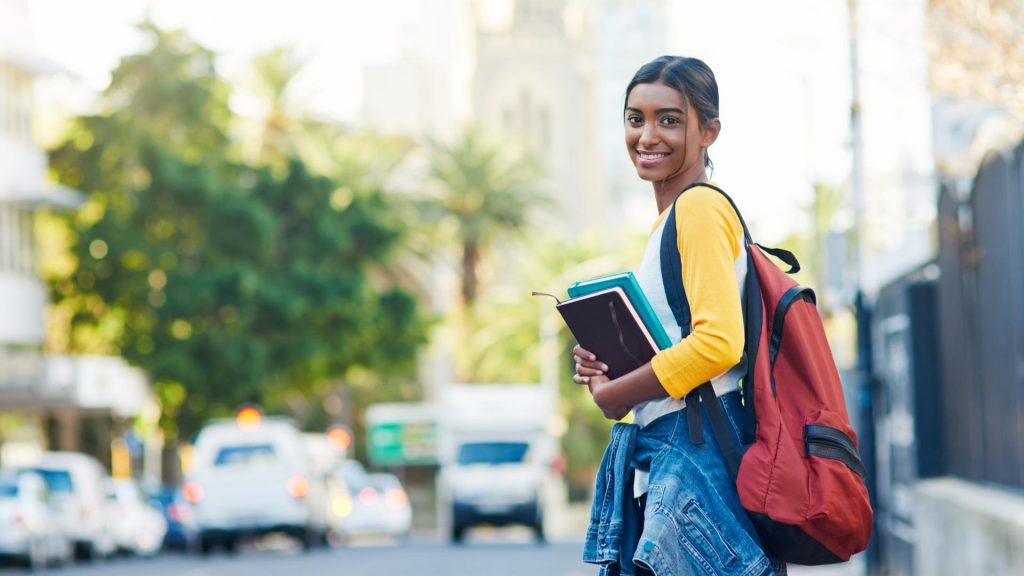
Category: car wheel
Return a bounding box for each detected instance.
[198,535,213,556]
[73,541,94,562]
[450,523,465,544]
[533,519,546,544]
[26,539,45,571]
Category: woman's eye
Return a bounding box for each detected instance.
[626,114,643,125]
[660,116,681,126]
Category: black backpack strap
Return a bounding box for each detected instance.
[699,382,742,479]
[660,184,705,446]
[658,183,755,465]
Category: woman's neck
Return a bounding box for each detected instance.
[653,168,708,214]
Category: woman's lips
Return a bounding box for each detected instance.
[636,150,668,167]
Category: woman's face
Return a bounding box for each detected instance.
[624,81,708,187]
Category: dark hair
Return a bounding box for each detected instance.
[624,55,719,172]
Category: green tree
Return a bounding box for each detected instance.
[45,23,427,438]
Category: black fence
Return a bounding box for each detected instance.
[866,139,1024,575]
[936,140,1024,487]
[869,264,944,576]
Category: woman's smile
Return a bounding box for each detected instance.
[636,149,670,167]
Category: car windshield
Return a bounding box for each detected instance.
[457,442,530,465]
[34,469,73,493]
[371,474,401,491]
[334,461,370,490]
[214,444,277,467]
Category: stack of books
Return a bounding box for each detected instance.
[539,272,669,380]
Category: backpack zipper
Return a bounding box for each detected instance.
[805,424,866,479]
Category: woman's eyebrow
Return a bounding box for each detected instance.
[624,106,686,115]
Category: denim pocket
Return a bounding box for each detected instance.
[681,498,739,570]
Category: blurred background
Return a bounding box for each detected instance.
[0,0,1021,574]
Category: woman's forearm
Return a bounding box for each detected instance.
[591,363,669,417]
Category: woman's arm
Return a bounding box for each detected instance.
[573,345,666,420]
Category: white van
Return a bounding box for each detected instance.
[185,414,327,554]
[438,385,564,543]
[32,452,116,560]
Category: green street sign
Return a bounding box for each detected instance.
[366,403,438,466]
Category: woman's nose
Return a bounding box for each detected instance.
[638,123,658,147]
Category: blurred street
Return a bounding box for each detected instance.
[0,535,597,576]
[0,534,867,576]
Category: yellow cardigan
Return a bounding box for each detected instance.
[649,185,746,399]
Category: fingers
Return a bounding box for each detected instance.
[572,345,608,373]
[572,344,597,362]
[575,363,605,377]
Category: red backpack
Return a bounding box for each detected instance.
[661,183,873,565]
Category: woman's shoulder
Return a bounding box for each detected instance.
[674,184,741,228]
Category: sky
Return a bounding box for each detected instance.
[29,0,417,120]
[27,0,857,245]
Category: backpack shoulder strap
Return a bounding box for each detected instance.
[658,183,755,472]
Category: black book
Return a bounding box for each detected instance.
[554,286,660,380]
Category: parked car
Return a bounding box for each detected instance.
[185,412,328,554]
[147,485,198,552]
[30,452,115,560]
[105,478,167,556]
[0,469,71,568]
[326,463,411,543]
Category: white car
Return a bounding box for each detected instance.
[185,414,327,554]
[445,440,553,543]
[327,465,411,542]
[0,469,71,568]
[105,478,167,556]
[32,452,116,560]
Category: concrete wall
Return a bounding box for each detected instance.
[915,477,1024,576]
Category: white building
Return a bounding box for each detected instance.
[0,1,157,476]
[0,0,78,403]
[360,0,669,238]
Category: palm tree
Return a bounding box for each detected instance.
[422,125,548,306]
[241,46,309,166]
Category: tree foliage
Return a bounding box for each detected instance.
[928,0,1024,119]
[45,23,427,436]
[421,126,549,306]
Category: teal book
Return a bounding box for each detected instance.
[567,272,671,350]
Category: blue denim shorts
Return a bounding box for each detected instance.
[585,392,775,576]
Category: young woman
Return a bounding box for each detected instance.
[575,56,782,575]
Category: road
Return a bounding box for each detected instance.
[0,533,864,576]
[0,533,598,576]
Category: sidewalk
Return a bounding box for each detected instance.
[788,557,864,576]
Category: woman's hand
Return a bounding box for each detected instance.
[587,375,631,421]
[572,345,629,421]
[572,345,608,385]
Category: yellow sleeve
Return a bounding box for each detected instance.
[650,185,745,399]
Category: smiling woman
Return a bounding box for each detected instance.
[573,56,784,576]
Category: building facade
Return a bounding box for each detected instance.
[0,0,157,478]
[0,0,63,404]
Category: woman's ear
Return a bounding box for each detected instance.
[702,118,721,147]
